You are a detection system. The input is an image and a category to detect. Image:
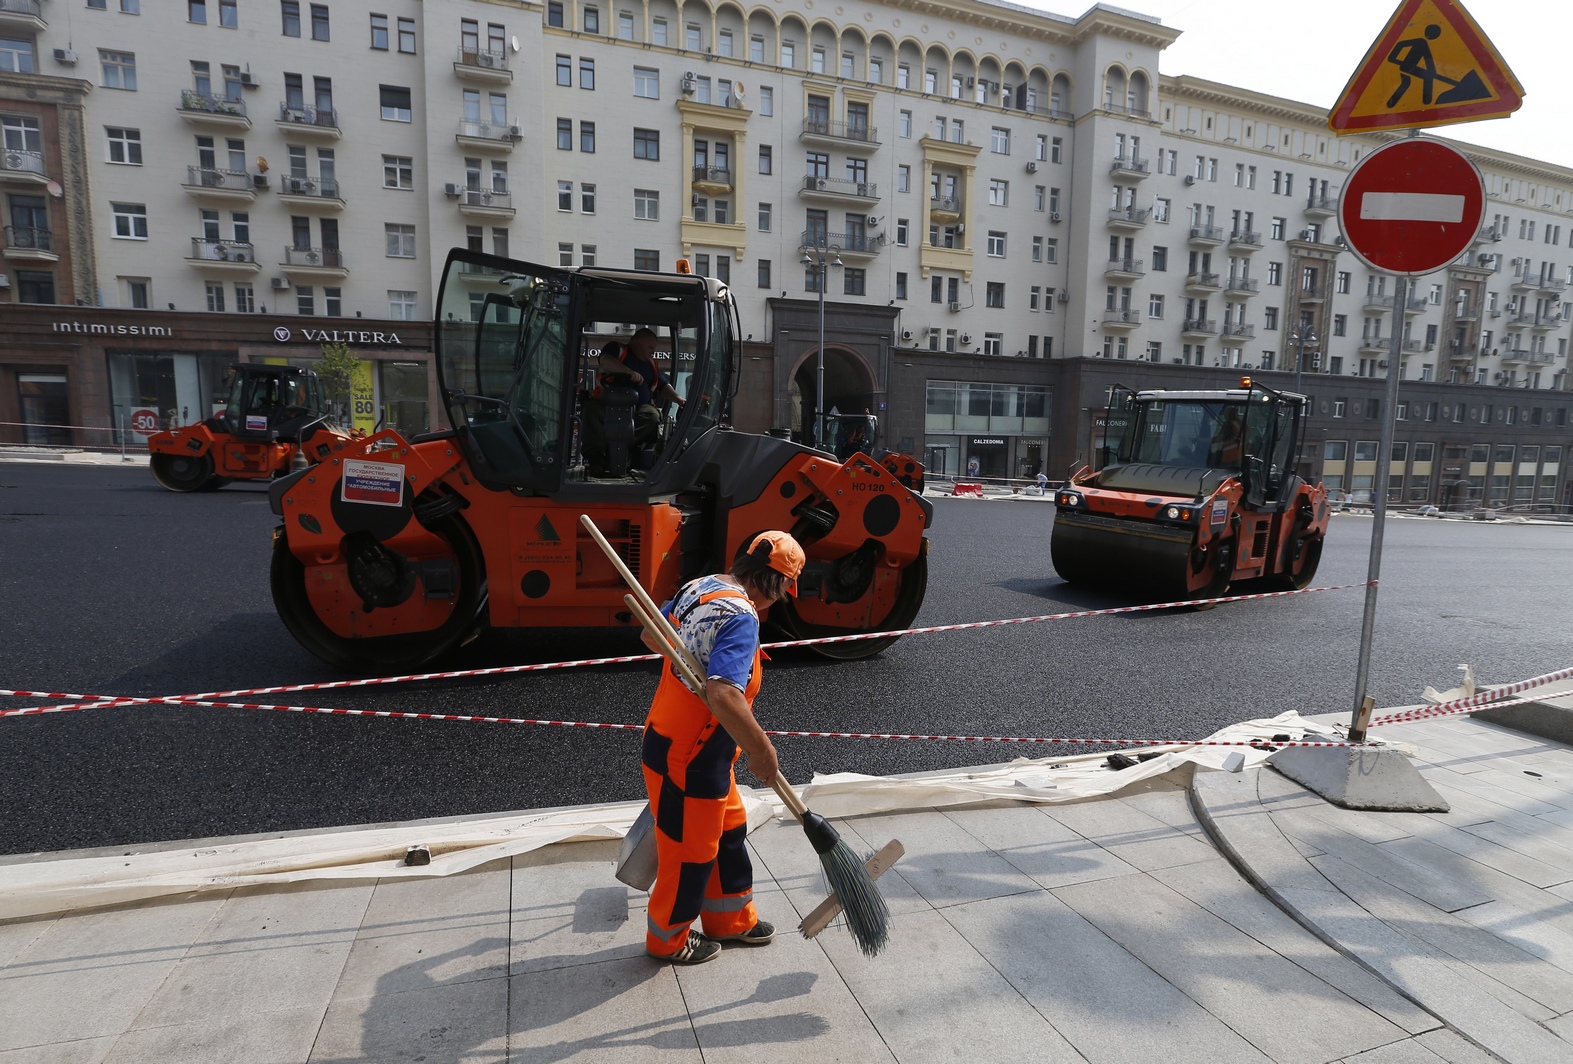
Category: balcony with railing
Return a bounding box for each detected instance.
[0,0,46,32]
[278,103,340,137]
[2,225,54,261]
[1500,347,1553,365]
[1181,318,1218,336]
[1304,194,1337,217]
[800,117,880,149]
[802,175,878,202]
[278,174,344,210]
[1105,257,1145,279]
[1359,334,1388,353]
[0,147,46,184]
[1509,269,1538,291]
[454,46,512,83]
[1102,308,1142,329]
[1448,343,1478,361]
[1107,206,1150,229]
[281,245,348,276]
[1187,224,1224,245]
[183,166,259,202]
[1509,310,1537,328]
[1364,292,1393,312]
[1403,296,1430,314]
[691,166,734,194]
[455,117,521,150]
[799,230,881,258]
[1532,312,1563,332]
[1401,339,1425,353]
[1227,229,1262,249]
[1109,154,1149,178]
[1185,271,1221,292]
[1296,282,1326,302]
[1224,277,1259,297]
[455,187,515,218]
[929,194,962,221]
[1221,322,1256,340]
[179,91,250,129]
[1539,274,1567,294]
[188,238,260,269]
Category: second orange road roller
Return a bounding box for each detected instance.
[1051,378,1329,602]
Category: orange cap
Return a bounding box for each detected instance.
[747,530,805,596]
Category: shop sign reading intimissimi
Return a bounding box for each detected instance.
[52,321,174,337]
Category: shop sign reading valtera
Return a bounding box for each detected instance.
[273,326,405,345]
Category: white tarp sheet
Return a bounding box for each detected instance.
[0,711,1372,921]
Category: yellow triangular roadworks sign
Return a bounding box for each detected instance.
[1329,0,1523,133]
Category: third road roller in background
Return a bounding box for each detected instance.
[267,249,932,671]
[1051,378,1329,602]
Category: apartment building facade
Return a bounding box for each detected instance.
[1,0,1569,506]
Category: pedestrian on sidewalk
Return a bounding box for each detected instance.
[637,530,804,965]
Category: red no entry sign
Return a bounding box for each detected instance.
[1338,138,1485,276]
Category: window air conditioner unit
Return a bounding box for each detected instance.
[1183,175,1197,185]
[239,71,256,87]
[681,73,696,94]
[960,332,973,344]
[1378,359,1388,368]
[444,182,462,197]
[1512,257,1523,265]
[305,250,321,264]
[477,53,498,69]
[466,191,492,206]
[1,151,22,170]
[235,247,254,263]
[0,274,10,289]
[54,49,78,66]
[252,173,269,189]
[900,329,914,341]
[271,277,291,290]
[285,176,312,194]
[947,301,961,312]
[1048,211,1061,222]
[1026,161,1038,173]
[814,177,828,190]
[865,214,880,227]
[1058,289,1070,302]
[1299,229,1313,240]
[214,245,232,261]
[508,125,522,138]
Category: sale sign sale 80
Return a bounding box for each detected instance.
[1337,137,1485,277]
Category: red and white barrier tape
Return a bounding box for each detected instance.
[1,580,1373,718]
[0,689,1360,747]
[1367,664,1573,726]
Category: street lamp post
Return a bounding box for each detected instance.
[799,241,843,446]
[1290,322,1318,394]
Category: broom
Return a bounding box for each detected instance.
[579,515,892,956]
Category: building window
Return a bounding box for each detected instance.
[583,6,599,33]
[844,268,865,296]
[547,2,564,28]
[895,272,908,300]
[219,0,237,27]
[1149,294,1164,318]
[388,290,417,320]
[555,54,571,86]
[101,50,137,90]
[111,202,148,239]
[383,155,413,189]
[281,1,300,37]
[633,67,658,98]
[1267,262,1283,285]
[205,280,225,312]
[633,128,659,160]
[634,189,659,220]
[990,127,1010,154]
[296,285,315,316]
[234,283,254,313]
[988,179,1008,206]
[1264,307,1279,330]
[580,121,596,153]
[758,86,774,116]
[323,286,342,317]
[579,58,595,89]
[757,259,771,288]
[557,181,572,211]
[634,248,660,271]
[759,144,772,174]
[379,85,412,122]
[581,183,596,213]
[985,282,1004,308]
[758,202,772,231]
[398,17,415,53]
[370,13,388,48]
[986,231,1006,257]
[1271,217,1286,240]
[309,3,329,40]
[385,223,416,257]
[1044,238,1058,264]
[557,118,572,150]
[106,127,142,165]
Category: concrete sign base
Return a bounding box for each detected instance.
[1267,746,1450,812]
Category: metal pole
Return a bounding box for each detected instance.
[1350,273,1408,735]
[1294,330,1302,395]
[816,254,826,448]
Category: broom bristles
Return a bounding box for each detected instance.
[819,839,890,956]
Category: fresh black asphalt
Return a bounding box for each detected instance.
[2,462,1569,854]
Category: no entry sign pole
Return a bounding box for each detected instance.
[1338,134,1485,736]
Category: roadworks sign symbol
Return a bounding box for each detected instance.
[1329,0,1523,133]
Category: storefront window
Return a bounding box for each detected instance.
[380,360,430,436]
[107,351,234,445]
[16,374,70,445]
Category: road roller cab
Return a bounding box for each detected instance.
[1050,378,1329,602]
[266,248,933,671]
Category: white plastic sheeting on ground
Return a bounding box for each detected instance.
[0,711,1375,920]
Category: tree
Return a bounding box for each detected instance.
[316,341,362,426]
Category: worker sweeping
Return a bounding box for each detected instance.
[638,530,804,965]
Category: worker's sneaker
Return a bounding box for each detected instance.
[713,920,775,946]
[650,931,721,965]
